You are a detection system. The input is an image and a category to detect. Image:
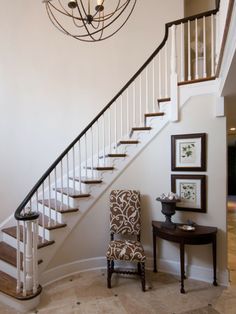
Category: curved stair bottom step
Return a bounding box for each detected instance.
[0,270,41,312]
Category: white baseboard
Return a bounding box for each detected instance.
[156,258,229,286]
[40,256,229,287]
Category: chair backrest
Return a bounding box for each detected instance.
[110,190,141,236]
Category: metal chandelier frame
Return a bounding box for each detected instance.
[43,0,137,42]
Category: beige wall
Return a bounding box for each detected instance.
[184,0,216,16]
[0,0,184,223]
[48,93,227,283]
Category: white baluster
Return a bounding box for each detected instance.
[133,82,136,126]
[211,14,215,76]
[66,153,69,208]
[158,52,162,98]
[165,44,168,98]
[48,175,52,227]
[195,18,199,79]
[180,22,185,82]
[36,190,39,213]
[79,141,82,192]
[25,220,33,292]
[72,146,76,193]
[121,96,123,138]
[16,220,21,293]
[114,102,117,153]
[42,182,46,242]
[54,168,58,223]
[188,20,191,81]
[152,59,155,112]
[146,67,149,114]
[97,120,100,164]
[60,161,63,211]
[85,133,88,178]
[103,114,106,165]
[109,108,111,154]
[203,16,207,78]
[127,90,130,134]
[215,11,220,68]
[32,220,38,294]
[170,24,178,122]
[139,74,142,126]
[23,221,26,296]
[91,127,94,177]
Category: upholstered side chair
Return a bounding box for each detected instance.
[106,190,146,291]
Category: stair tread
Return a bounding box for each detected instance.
[132,127,152,131]
[144,112,165,117]
[107,153,127,158]
[178,76,215,86]
[0,270,42,300]
[119,140,139,144]
[0,242,43,269]
[157,97,171,103]
[72,177,103,184]
[54,187,90,199]
[38,199,79,214]
[85,166,115,171]
[2,226,55,249]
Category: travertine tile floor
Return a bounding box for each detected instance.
[1,269,236,314]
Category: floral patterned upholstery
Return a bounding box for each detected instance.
[110,190,141,235]
[106,190,146,291]
[106,240,146,262]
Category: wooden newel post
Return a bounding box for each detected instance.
[170,24,179,122]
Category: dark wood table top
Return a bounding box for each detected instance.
[152,221,217,243]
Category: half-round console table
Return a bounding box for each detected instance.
[152,221,218,293]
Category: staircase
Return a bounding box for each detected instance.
[0,3,220,312]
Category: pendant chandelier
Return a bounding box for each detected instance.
[43,0,137,42]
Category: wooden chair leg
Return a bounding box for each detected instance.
[141,262,145,292]
[107,259,112,289]
[137,262,141,275]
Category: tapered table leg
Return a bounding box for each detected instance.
[212,235,217,286]
[153,228,157,273]
[180,242,185,294]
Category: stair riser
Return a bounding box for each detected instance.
[37,203,65,223]
[159,102,171,117]
[38,226,51,241]
[54,188,90,205]
[2,232,51,255]
[0,260,20,280]
[2,233,23,253]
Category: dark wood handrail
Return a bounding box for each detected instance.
[14,3,220,221]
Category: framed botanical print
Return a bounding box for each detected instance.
[171,133,206,171]
[171,174,206,212]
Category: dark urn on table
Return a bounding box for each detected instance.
[156,197,180,229]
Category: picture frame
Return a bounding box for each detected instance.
[171,133,206,171]
[171,174,206,212]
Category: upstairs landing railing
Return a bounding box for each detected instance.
[13,4,220,297]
